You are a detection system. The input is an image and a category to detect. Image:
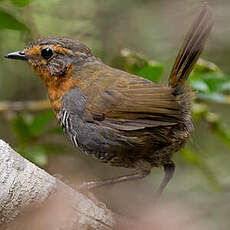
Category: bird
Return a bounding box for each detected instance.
[5,5,213,199]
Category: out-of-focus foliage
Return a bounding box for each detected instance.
[11,0,34,7]
[190,59,230,104]
[192,103,230,146]
[120,48,163,82]
[0,0,32,30]
[10,110,58,165]
[0,10,29,31]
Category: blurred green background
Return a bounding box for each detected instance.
[0,0,230,229]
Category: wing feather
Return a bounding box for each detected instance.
[84,71,185,131]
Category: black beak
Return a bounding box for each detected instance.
[4,51,27,61]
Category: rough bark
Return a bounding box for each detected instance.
[0,139,115,230]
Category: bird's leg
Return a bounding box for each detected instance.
[155,162,175,201]
[77,161,151,191]
[78,161,175,201]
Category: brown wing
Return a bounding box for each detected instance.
[83,5,213,131]
[84,71,184,131]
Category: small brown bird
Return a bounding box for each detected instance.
[5,5,213,198]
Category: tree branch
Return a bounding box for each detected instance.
[0,139,115,230]
[0,100,51,113]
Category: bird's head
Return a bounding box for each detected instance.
[5,36,95,87]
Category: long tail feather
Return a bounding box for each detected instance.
[168,4,213,90]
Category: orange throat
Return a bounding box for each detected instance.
[38,64,77,114]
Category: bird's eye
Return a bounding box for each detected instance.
[41,47,53,60]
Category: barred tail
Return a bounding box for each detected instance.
[168,4,213,90]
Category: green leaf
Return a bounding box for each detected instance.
[190,79,209,93]
[190,59,230,94]
[134,63,163,82]
[193,58,220,74]
[120,49,163,82]
[10,114,34,144]
[11,0,34,7]
[202,73,230,93]
[29,110,55,136]
[20,145,48,166]
[0,9,29,31]
[190,62,230,103]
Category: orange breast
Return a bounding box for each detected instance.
[42,64,77,115]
